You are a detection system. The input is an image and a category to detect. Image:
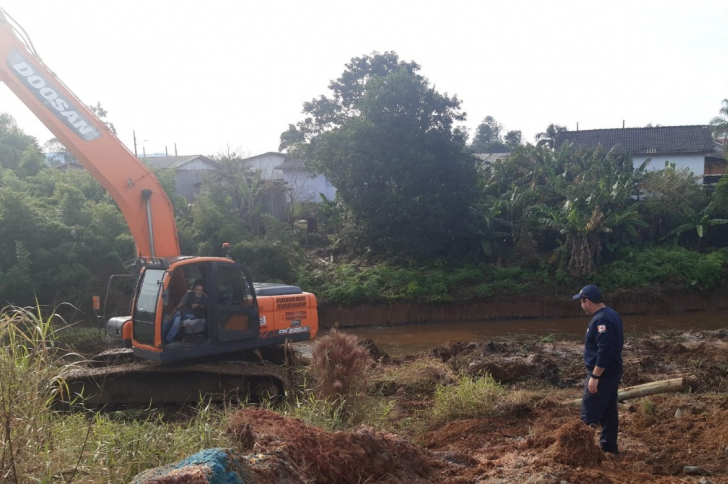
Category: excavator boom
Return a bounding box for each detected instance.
[1,8,319,407]
[0,8,179,258]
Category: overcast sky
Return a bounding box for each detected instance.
[1,0,726,158]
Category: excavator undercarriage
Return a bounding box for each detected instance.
[58,346,302,407]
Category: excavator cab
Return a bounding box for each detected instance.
[125,257,265,363]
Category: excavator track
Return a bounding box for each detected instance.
[59,354,291,407]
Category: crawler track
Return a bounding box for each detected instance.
[59,356,290,407]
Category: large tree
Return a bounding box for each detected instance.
[281,52,479,259]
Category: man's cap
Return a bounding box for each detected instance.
[572,284,602,301]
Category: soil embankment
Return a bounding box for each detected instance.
[319,291,728,328]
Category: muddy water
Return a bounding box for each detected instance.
[339,310,728,357]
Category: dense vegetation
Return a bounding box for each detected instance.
[1,55,727,316]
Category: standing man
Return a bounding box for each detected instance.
[573,284,624,455]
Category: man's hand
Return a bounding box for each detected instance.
[588,376,599,394]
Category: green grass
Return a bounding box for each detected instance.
[431,374,506,421]
[55,325,108,356]
[294,246,728,306]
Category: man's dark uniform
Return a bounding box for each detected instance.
[581,305,624,454]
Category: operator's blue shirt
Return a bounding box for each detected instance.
[584,306,624,378]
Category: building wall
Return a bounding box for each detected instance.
[175,159,217,202]
[242,154,285,180]
[281,169,337,203]
[634,153,706,183]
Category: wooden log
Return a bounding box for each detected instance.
[560,377,686,407]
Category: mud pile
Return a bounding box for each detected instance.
[226,408,483,484]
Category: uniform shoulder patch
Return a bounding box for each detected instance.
[597,324,607,333]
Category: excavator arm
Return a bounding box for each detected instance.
[0,8,179,258]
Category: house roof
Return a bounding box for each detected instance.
[142,155,216,169]
[242,152,287,163]
[554,126,716,155]
[275,158,307,171]
[474,152,510,163]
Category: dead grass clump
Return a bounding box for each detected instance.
[311,328,371,404]
[547,420,602,467]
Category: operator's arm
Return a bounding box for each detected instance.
[175,292,189,312]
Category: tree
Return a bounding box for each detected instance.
[88,101,117,135]
[535,123,567,149]
[204,149,267,237]
[504,130,522,149]
[43,138,77,166]
[282,52,479,259]
[710,98,728,154]
[0,113,40,170]
[637,162,707,241]
[470,116,513,153]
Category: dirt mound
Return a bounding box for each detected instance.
[547,420,603,467]
[227,408,470,484]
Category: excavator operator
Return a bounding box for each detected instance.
[164,283,207,344]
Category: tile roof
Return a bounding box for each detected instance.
[554,125,716,155]
[142,155,215,169]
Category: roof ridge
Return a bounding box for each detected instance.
[560,125,709,134]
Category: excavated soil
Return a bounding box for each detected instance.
[154,328,728,483]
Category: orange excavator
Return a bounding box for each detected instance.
[0,8,318,404]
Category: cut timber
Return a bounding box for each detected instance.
[560,377,686,407]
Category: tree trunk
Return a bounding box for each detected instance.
[559,377,686,407]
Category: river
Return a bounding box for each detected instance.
[338,310,728,357]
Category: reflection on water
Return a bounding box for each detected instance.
[339,311,728,357]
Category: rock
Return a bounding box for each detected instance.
[698,477,715,484]
[674,408,683,418]
[683,465,712,476]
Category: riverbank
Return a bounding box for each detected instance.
[319,289,728,328]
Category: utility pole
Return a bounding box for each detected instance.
[133,130,138,156]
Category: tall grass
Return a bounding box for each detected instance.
[0,305,61,482]
[0,306,231,483]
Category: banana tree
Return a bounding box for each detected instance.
[534,147,647,275]
[667,202,728,245]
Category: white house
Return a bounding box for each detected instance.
[554,126,724,185]
[275,157,337,203]
[241,152,336,203]
[238,152,287,180]
[143,155,218,202]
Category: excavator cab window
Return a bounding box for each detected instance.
[133,268,166,345]
[215,264,259,340]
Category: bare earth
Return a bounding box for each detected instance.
[142,329,728,483]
